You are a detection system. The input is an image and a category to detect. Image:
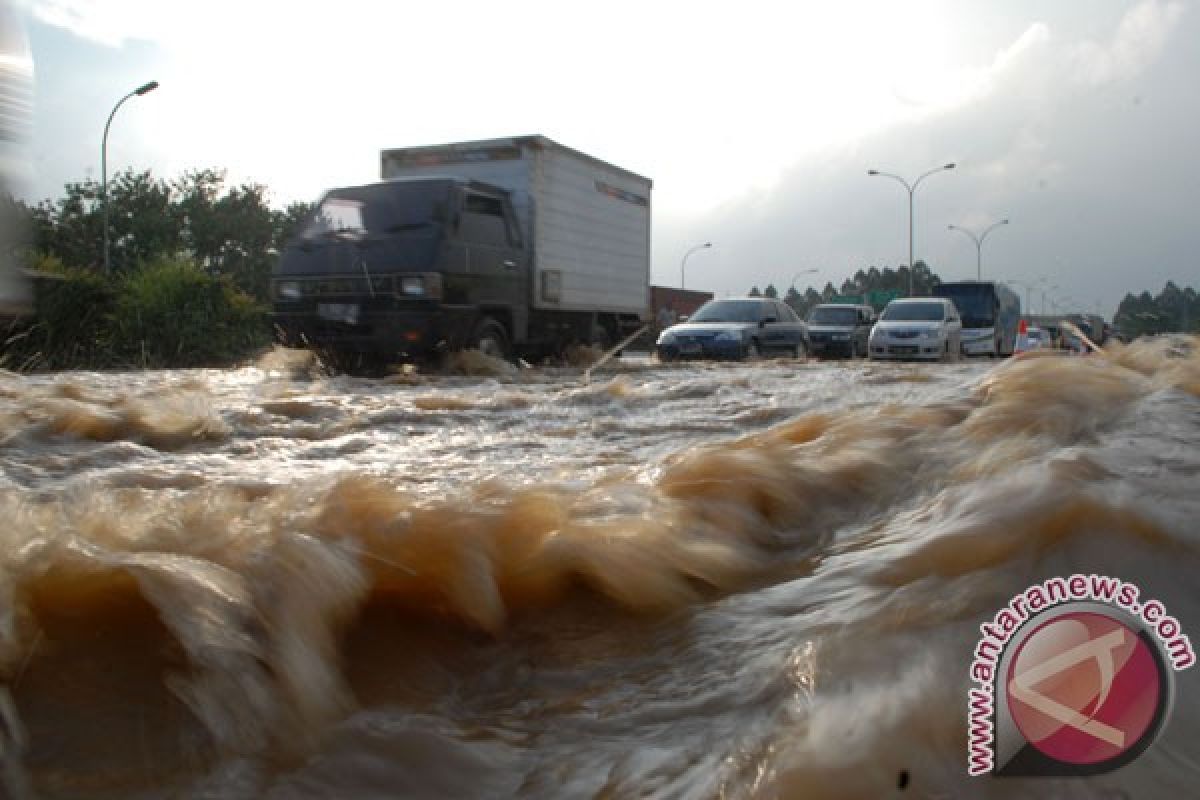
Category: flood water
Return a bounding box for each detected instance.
[1,340,1198,799]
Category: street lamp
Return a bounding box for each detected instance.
[1001,278,1033,316]
[102,79,159,274]
[1040,283,1059,317]
[947,219,1009,281]
[867,162,956,295]
[680,241,711,289]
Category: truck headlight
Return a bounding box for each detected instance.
[396,273,442,300]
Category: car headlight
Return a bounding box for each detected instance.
[656,331,676,345]
[275,281,302,301]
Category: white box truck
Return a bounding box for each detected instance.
[271,135,651,362]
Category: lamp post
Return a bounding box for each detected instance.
[680,241,711,289]
[1040,283,1059,317]
[867,162,955,296]
[1002,279,1033,316]
[102,79,159,274]
[947,219,1009,281]
[789,268,818,292]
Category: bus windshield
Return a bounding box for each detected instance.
[935,286,995,328]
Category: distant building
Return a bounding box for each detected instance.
[650,286,713,323]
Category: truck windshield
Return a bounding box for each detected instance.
[808,307,857,325]
[301,182,449,239]
[881,302,946,321]
[305,197,366,237]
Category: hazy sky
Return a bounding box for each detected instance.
[12,0,1198,317]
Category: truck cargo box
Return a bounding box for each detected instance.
[380,135,651,317]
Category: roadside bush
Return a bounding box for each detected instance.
[112,259,269,367]
[1,258,270,371]
[2,265,117,370]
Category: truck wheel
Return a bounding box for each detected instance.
[471,317,510,361]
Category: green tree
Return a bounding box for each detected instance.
[108,170,181,270]
[749,286,762,297]
[272,201,315,251]
[763,284,778,299]
[23,168,315,303]
[911,260,939,295]
[1115,282,1198,337]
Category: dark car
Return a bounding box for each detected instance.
[655,297,808,361]
[805,303,874,358]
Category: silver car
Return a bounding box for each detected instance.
[868,298,963,361]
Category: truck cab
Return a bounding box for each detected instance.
[274,136,652,365]
[270,178,528,360]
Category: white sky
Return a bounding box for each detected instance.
[13,0,1198,317]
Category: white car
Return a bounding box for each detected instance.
[868,298,963,361]
[1014,326,1051,354]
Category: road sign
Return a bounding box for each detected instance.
[866,289,904,310]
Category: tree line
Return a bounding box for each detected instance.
[8,168,313,303]
[748,262,942,317]
[1,169,316,370]
[1114,282,1198,337]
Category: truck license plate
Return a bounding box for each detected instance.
[317,303,359,324]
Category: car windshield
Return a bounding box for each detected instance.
[689,300,767,323]
[881,302,946,321]
[808,307,857,325]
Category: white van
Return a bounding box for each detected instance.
[867,297,963,361]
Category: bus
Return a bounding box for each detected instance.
[932,281,1021,357]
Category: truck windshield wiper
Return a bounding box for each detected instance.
[384,221,435,233]
[321,227,367,239]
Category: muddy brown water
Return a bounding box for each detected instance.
[1,340,1198,798]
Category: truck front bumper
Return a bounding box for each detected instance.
[271,308,450,356]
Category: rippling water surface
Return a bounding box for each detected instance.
[1,340,1198,799]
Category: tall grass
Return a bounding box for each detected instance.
[2,258,269,371]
